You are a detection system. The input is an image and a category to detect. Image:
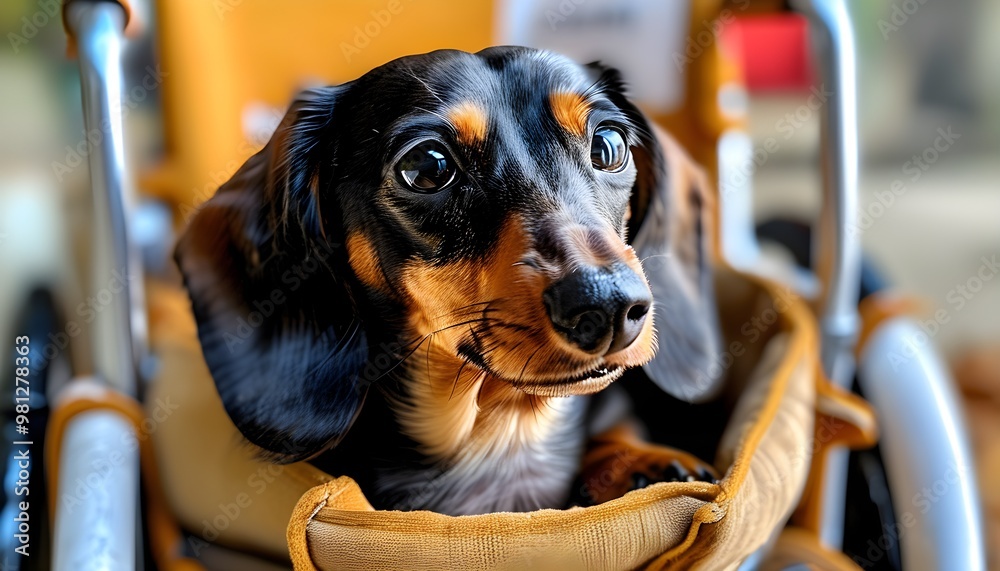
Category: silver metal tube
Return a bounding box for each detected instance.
[790,0,862,549]
[52,409,139,571]
[799,0,862,389]
[64,1,146,396]
[858,318,986,571]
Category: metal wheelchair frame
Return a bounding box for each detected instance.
[51,1,985,569]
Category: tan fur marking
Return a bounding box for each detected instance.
[549,91,590,137]
[447,101,488,146]
[564,224,623,268]
[346,233,386,291]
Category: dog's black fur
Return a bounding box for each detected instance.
[175,47,719,515]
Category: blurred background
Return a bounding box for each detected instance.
[0,0,997,568]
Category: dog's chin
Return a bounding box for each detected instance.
[510,364,625,397]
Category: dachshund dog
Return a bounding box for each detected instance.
[175,47,721,516]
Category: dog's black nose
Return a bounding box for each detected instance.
[543,264,652,354]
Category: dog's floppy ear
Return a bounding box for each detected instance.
[174,86,369,462]
[632,130,725,401]
[588,64,724,402]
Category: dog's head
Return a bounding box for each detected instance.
[175,47,720,463]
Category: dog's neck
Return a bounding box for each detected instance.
[382,339,587,514]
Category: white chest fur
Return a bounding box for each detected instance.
[380,384,588,515]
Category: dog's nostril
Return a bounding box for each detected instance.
[626,302,649,322]
[611,300,650,355]
[550,307,611,353]
[572,309,609,337]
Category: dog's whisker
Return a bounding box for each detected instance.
[414,105,450,124]
[438,301,491,315]
[639,253,671,265]
[304,320,363,380]
[432,301,502,321]
[505,338,528,356]
[399,317,493,349]
[474,369,488,405]
[489,322,532,333]
[527,394,540,423]
[517,346,543,385]
[376,317,493,382]
[374,334,431,382]
[468,321,485,346]
[485,338,526,368]
[425,331,434,388]
[405,63,447,105]
[450,358,470,400]
[473,339,504,362]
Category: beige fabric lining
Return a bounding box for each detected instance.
[285,273,823,570]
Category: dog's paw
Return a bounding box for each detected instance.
[570,425,720,507]
[626,452,719,490]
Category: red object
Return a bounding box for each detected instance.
[723,14,814,92]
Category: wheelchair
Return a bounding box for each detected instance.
[0,0,984,569]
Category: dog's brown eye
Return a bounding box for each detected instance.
[396,141,458,193]
[591,126,629,172]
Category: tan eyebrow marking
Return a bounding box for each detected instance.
[549,91,590,137]
[447,101,488,146]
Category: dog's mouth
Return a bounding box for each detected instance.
[458,345,623,396]
[517,363,625,397]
